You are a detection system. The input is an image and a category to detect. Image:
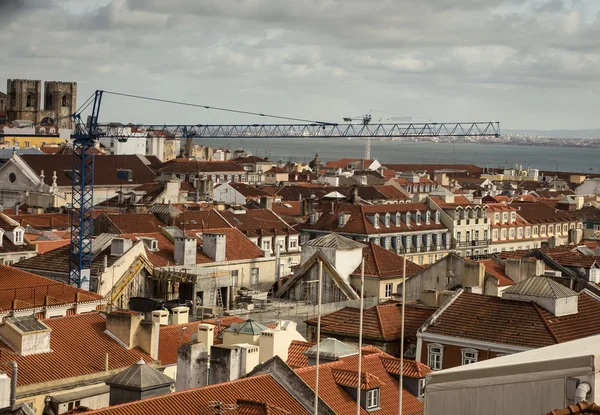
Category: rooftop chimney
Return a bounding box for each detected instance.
[174,235,197,265]
[105,312,159,359]
[203,233,226,262]
[171,306,189,325]
[176,341,209,391]
[196,323,215,351]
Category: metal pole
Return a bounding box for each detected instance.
[399,252,407,415]
[356,259,365,414]
[314,259,323,414]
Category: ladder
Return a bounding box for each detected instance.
[210,276,224,309]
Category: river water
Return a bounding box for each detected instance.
[193,138,600,173]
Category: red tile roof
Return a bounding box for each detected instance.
[380,356,432,378]
[32,239,71,253]
[101,213,165,234]
[219,209,299,237]
[510,202,579,224]
[307,302,436,343]
[286,340,315,369]
[0,313,153,387]
[424,291,600,349]
[331,368,382,389]
[478,259,515,287]
[546,401,600,415]
[81,374,312,415]
[355,242,423,279]
[0,264,102,311]
[373,185,409,200]
[217,182,273,199]
[9,213,71,229]
[271,201,303,217]
[20,154,157,186]
[158,316,246,365]
[295,352,424,415]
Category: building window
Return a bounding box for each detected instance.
[494,213,499,223]
[251,268,259,287]
[385,213,390,227]
[231,270,238,287]
[563,224,568,233]
[502,212,508,222]
[384,283,393,298]
[541,225,546,234]
[533,226,538,236]
[374,213,380,228]
[525,227,531,238]
[492,229,498,240]
[366,389,379,409]
[263,240,271,251]
[462,348,478,365]
[62,95,68,106]
[435,211,440,224]
[517,228,523,238]
[416,211,421,225]
[428,344,443,370]
[418,256,424,265]
[501,229,507,240]
[426,211,431,224]
[405,212,411,226]
[14,231,22,244]
[5,260,13,266]
[418,378,426,397]
[338,213,345,227]
[289,239,297,249]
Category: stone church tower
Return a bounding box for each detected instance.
[6,79,77,129]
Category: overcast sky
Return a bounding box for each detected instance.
[1,0,599,130]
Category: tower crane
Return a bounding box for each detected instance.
[66,89,500,288]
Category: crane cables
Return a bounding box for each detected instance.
[75,89,337,126]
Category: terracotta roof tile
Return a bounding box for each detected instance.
[295,351,424,415]
[20,154,157,186]
[0,264,102,311]
[380,356,432,378]
[478,259,515,287]
[0,313,153,387]
[9,213,71,229]
[286,340,315,369]
[307,302,436,343]
[355,243,423,278]
[546,401,600,415]
[158,316,246,365]
[79,374,311,415]
[33,239,71,253]
[101,213,165,234]
[331,368,382,389]
[219,209,299,237]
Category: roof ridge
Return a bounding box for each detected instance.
[532,302,560,344]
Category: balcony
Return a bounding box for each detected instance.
[453,239,491,249]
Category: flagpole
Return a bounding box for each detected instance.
[356,259,365,414]
[314,259,323,414]
[399,252,407,415]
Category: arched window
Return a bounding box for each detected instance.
[338,213,345,227]
[405,212,411,226]
[26,94,33,107]
[62,95,68,107]
[374,213,380,228]
[395,212,401,226]
[435,211,441,224]
[426,211,431,225]
[385,213,391,227]
[416,211,421,225]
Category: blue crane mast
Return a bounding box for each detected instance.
[68,90,501,287]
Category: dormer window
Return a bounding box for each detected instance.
[416,211,421,225]
[405,212,411,226]
[425,211,431,225]
[374,213,380,228]
[384,213,390,227]
[309,211,316,225]
[338,213,345,227]
[435,211,440,224]
[395,212,401,226]
[14,231,23,245]
[366,388,380,410]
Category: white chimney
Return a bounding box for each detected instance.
[174,235,197,265]
[0,373,9,409]
[111,237,132,256]
[259,329,289,364]
[197,323,215,351]
[152,309,169,325]
[171,306,189,325]
[203,233,226,262]
[238,344,260,376]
